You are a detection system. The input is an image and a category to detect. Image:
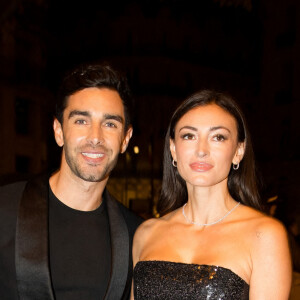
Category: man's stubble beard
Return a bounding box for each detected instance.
[64,144,119,183]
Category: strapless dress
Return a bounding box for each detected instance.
[133,260,249,299]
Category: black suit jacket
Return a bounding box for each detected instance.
[0,175,142,300]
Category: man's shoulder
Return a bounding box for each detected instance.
[115,200,144,239]
[0,173,49,199]
[0,181,27,240]
[115,200,143,223]
[0,181,27,206]
[0,180,27,192]
[105,191,144,231]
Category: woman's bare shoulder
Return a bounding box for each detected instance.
[134,210,177,238]
[238,205,289,254]
[134,209,180,243]
[242,208,292,298]
[241,205,286,234]
[132,213,176,264]
[134,217,160,237]
[253,214,288,248]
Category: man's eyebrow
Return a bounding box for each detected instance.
[68,111,124,124]
[103,114,124,124]
[68,110,90,119]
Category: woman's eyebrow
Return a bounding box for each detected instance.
[209,126,231,133]
[178,126,197,132]
[178,125,231,133]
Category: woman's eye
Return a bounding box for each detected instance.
[213,134,226,141]
[182,133,195,140]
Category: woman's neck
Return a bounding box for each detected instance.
[184,181,238,225]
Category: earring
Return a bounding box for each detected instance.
[172,159,177,167]
[233,163,239,170]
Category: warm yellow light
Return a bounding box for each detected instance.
[133,146,139,154]
[267,195,278,203]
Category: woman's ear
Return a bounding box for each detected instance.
[233,142,245,164]
[170,139,177,162]
[53,118,64,147]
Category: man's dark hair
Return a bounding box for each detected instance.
[55,63,133,131]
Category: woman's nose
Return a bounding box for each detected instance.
[196,139,209,158]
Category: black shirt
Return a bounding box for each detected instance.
[49,188,111,299]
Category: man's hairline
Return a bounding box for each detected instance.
[59,86,130,131]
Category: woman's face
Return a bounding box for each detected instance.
[170,104,245,188]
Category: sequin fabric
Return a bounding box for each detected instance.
[133,261,249,299]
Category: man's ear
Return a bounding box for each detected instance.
[121,126,133,153]
[233,142,245,164]
[169,139,177,162]
[53,118,64,147]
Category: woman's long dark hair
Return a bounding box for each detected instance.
[158,90,262,216]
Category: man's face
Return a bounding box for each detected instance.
[53,87,132,182]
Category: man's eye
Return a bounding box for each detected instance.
[75,120,86,125]
[105,122,117,128]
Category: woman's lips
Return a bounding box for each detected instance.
[189,162,213,172]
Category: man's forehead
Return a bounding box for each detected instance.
[65,87,124,114]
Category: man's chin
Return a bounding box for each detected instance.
[71,167,106,182]
[79,173,109,183]
[70,159,116,183]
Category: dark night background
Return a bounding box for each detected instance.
[0,0,299,222]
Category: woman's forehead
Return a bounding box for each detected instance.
[176,104,237,130]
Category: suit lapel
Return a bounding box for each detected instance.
[15,179,129,300]
[104,190,130,300]
[15,175,54,300]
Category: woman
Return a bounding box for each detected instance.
[132,90,292,299]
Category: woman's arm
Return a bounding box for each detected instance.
[130,224,143,300]
[130,219,154,300]
[249,218,292,299]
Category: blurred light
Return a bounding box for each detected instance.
[133,146,139,154]
[267,195,278,203]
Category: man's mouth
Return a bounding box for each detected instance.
[82,153,104,158]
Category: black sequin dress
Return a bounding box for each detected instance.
[133,261,249,299]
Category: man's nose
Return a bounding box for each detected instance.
[87,124,104,146]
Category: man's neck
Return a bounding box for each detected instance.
[49,170,108,211]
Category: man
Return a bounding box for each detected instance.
[0,64,142,300]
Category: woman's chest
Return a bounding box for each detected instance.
[140,224,252,283]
